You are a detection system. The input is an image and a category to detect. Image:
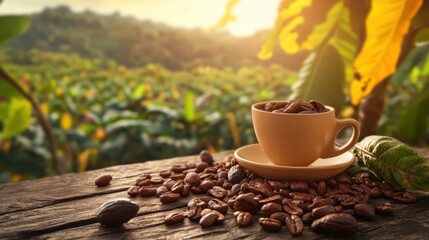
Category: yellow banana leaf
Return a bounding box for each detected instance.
[350,0,423,105]
[258,0,312,59]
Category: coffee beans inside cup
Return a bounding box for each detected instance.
[124,150,416,235]
[259,99,327,114]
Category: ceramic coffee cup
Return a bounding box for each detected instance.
[252,101,360,166]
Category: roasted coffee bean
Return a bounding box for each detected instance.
[317,181,327,196]
[97,198,139,227]
[191,186,204,194]
[375,202,394,215]
[164,212,185,225]
[196,162,209,172]
[259,195,283,205]
[95,174,112,187]
[208,199,228,214]
[340,200,356,209]
[183,168,196,175]
[188,198,208,208]
[199,212,218,227]
[342,209,356,216]
[354,203,375,220]
[159,192,181,204]
[326,178,338,188]
[205,210,225,224]
[149,178,164,185]
[267,180,289,190]
[283,198,304,216]
[260,202,283,217]
[335,174,352,185]
[187,206,203,221]
[171,164,188,173]
[156,186,169,197]
[171,182,184,194]
[228,165,247,184]
[208,186,227,199]
[138,186,157,197]
[309,100,326,112]
[286,215,304,236]
[171,174,186,180]
[311,213,357,234]
[162,179,176,190]
[181,184,190,197]
[135,178,151,187]
[273,102,288,110]
[127,186,140,197]
[200,150,214,165]
[217,171,228,179]
[370,187,382,198]
[278,189,290,197]
[258,217,282,232]
[264,103,274,111]
[290,182,309,192]
[199,179,215,192]
[187,162,197,169]
[335,205,344,213]
[236,212,253,227]
[302,212,314,224]
[159,170,172,178]
[236,193,259,209]
[308,198,335,210]
[204,167,218,174]
[270,212,290,223]
[283,101,302,113]
[312,205,338,219]
[382,189,394,199]
[290,192,313,202]
[248,182,273,197]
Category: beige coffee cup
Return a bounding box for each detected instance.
[252,102,360,166]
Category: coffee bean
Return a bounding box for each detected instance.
[302,212,314,224]
[354,203,375,220]
[199,179,215,192]
[309,100,326,112]
[258,217,282,232]
[317,181,327,196]
[156,186,169,197]
[312,205,338,219]
[264,103,274,111]
[342,209,356,216]
[236,193,258,210]
[164,212,185,225]
[283,198,304,216]
[163,179,176,190]
[283,101,302,113]
[127,186,140,197]
[181,184,190,197]
[187,206,203,221]
[135,178,151,187]
[171,164,188,173]
[326,178,338,188]
[138,186,157,197]
[208,186,227,199]
[159,192,181,204]
[204,167,218,174]
[97,198,139,227]
[171,182,184,194]
[308,198,335,210]
[196,162,209,172]
[199,212,218,227]
[267,180,289,190]
[260,202,283,217]
[290,182,309,192]
[270,212,290,223]
[286,215,304,236]
[171,174,185,180]
[159,170,172,178]
[259,195,283,205]
[95,174,112,187]
[208,199,228,214]
[248,182,273,197]
[228,165,247,184]
[188,198,208,208]
[370,187,382,198]
[375,202,394,215]
[311,213,357,234]
[236,212,253,227]
[200,150,214,165]
[191,186,204,194]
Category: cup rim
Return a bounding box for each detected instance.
[252,101,334,115]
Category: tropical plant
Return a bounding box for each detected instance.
[214,0,429,142]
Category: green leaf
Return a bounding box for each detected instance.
[1,98,32,140]
[0,15,30,46]
[398,92,429,142]
[392,42,429,82]
[0,80,22,98]
[184,90,196,122]
[131,85,145,100]
[414,28,429,43]
[329,7,358,81]
[0,102,8,121]
[354,135,429,191]
[290,43,345,112]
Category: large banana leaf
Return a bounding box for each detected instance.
[290,43,345,111]
[350,0,423,105]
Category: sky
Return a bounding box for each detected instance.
[0,0,281,36]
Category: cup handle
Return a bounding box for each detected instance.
[321,118,361,158]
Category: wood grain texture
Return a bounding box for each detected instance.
[0,150,428,240]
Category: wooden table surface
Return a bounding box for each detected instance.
[1,150,429,240]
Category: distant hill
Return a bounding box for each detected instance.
[6,6,307,70]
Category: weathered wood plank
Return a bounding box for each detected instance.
[0,152,232,215]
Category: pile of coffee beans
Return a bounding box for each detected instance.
[126,150,417,235]
[259,99,328,114]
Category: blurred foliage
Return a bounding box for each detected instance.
[5,5,306,71]
[0,50,295,183]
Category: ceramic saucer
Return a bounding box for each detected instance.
[234,144,355,181]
